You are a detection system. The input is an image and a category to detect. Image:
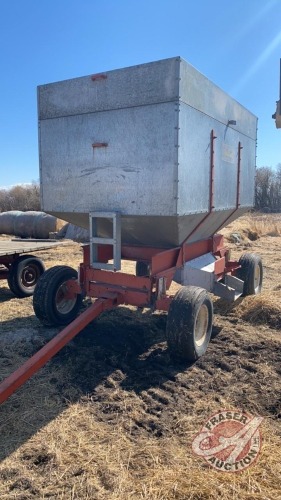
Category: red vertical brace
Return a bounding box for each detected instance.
[236,141,242,208]
[181,130,217,254]
[209,129,216,211]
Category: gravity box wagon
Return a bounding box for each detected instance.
[0,57,262,404]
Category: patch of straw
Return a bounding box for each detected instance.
[239,292,281,329]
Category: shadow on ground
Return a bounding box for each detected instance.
[0,306,220,461]
[0,287,16,304]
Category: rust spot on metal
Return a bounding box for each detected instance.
[91,74,107,81]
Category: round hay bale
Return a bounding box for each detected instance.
[0,211,60,239]
[0,210,21,234]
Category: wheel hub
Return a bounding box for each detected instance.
[194,304,209,347]
[22,266,38,287]
[55,282,77,314]
[254,265,261,293]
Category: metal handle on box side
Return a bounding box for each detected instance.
[92,143,108,148]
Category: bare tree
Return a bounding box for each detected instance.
[255,166,281,212]
[0,183,41,212]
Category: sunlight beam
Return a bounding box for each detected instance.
[231,29,281,95]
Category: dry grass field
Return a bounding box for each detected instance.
[0,213,280,499]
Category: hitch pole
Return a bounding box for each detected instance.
[0,297,115,405]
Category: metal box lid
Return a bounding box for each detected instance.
[38,57,256,139]
[38,57,180,119]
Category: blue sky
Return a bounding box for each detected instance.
[0,0,280,187]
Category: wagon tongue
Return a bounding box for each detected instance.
[0,297,117,405]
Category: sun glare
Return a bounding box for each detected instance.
[230,28,281,96]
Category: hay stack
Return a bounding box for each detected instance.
[240,292,281,329]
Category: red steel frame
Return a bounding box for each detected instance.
[77,233,233,311]
[0,130,243,404]
[0,234,240,405]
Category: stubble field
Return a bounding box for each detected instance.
[0,213,280,499]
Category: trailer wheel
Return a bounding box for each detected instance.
[136,261,150,276]
[166,286,213,362]
[33,266,82,326]
[7,255,45,298]
[237,253,263,296]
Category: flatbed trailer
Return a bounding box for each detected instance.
[0,239,61,297]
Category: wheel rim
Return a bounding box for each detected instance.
[194,304,209,347]
[55,282,77,315]
[254,264,261,293]
[21,264,40,288]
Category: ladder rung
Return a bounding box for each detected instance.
[90,237,115,245]
[89,212,121,271]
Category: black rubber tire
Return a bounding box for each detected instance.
[236,253,263,296]
[166,286,213,362]
[33,265,82,326]
[136,261,150,277]
[7,255,45,298]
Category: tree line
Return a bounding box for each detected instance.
[0,183,40,212]
[255,165,281,212]
[0,167,281,213]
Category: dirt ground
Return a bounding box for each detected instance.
[0,213,280,499]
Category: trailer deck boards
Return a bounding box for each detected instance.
[0,239,64,299]
[0,239,61,257]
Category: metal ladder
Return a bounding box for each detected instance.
[89,212,121,271]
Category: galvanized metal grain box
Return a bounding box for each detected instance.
[38,57,257,247]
